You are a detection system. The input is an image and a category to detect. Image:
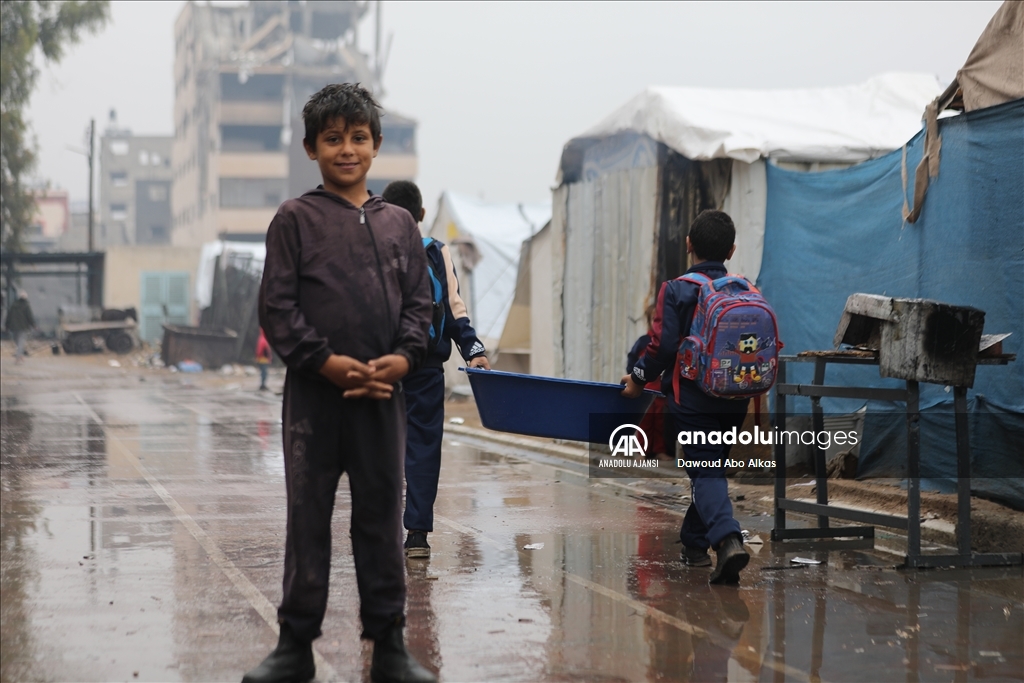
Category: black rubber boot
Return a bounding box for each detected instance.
[370,622,438,683]
[682,546,712,567]
[241,623,315,683]
[709,533,749,585]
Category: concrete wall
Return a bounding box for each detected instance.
[104,245,201,320]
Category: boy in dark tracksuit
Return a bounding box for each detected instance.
[381,181,490,558]
[246,85,436,683]
[622,210,750,586]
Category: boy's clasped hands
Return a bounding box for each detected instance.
[319,353,409,399]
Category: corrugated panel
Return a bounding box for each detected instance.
[549,186,568,377]
[561,167,659,383]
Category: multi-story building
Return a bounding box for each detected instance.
[171,0,416,246]
[99,111,174,247]
[26,187,69,252]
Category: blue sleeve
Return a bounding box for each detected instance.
[626,334,651,375]
[449,316,486,360]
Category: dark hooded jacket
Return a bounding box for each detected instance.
[258,189,433,376]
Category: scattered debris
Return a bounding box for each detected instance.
[791,557,822,565]
[761,564,807,571]
[108,359,121,368]
[523,543,544,550]
[177,360,203,373]
[826,450,858,479]
[449,417,465,425]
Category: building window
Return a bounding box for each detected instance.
[139,150,150,165]
[109,140,129,155]
[380,124,416,155]
[220,125,282,152]
[110,203,127,221]
[219,178,287,208]
[219,72,284,101]
[148,185,168,202]
[366,179,390,196]
[111,171,128,187]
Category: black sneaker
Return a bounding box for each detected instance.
[404,530,430,559]
[682,546,712,567]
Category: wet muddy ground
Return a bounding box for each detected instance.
[2,354,1021,682]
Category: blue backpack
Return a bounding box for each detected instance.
[674,273,782,401]
[423,237,446,353]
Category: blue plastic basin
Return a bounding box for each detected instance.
[461,367,657,443]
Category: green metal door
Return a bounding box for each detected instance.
[140,271,190,342]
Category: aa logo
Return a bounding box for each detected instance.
[608,424,648,458]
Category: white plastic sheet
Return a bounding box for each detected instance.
[194,241,266,309]
[576,73,943,165]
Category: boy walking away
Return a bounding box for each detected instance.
[6,290,36,364]
[255,328,272,391]
[247,84,437,683]
[381,180,490,559]
[623,210,774,586]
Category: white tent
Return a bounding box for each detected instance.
[427,192,550,380]
[568,73,945,167]
[546,73,944,383]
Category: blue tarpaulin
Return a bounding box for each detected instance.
[757,98,1024,508]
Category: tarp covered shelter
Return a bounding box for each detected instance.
[545,73,942,384]
[757,3,1024,508]
[426,192,550,381]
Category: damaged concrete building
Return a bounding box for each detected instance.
[99,111,173,248]
[171,0,416,246]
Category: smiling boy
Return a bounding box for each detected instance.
[246,84,437,683]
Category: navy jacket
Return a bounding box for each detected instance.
[423,239,486,369]
[632,261,746,411]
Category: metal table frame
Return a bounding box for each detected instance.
[771,354,1022,569]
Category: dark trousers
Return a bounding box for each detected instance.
[669,385,749,550]
[278,370,406,641]
[402,367,446,532]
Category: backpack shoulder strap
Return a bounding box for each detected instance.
[725,273,759,293]
[422,237,445,270]
[678,272,713,286]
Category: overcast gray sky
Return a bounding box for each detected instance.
[29,0,1001,218]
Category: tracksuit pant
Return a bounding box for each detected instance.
[277,370,406,642]
[668,386,749,551]
[402,367,446,532]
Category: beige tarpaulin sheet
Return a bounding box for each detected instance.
[958,0,1024,112]
[903,1,1023,223]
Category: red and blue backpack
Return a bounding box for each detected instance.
[673,273,782,402]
